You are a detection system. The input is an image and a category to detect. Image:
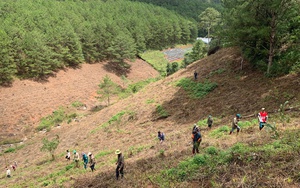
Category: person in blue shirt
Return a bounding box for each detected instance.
[158,131,165,144]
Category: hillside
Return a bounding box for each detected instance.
[1,48,300,188]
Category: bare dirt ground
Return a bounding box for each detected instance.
[0,59,159,142]
[1,47,300,188]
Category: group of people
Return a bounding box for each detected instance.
[5,161,17,178]
[230,107,268,135]
[190,108,268,155]
[5,108,268,180]
[65,150,96,172]
[65,149,124,180]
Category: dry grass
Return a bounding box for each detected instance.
[1,48,300,188]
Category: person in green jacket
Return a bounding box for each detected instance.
[82,152,88,169]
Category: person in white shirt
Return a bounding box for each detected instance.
[6,167,11,178]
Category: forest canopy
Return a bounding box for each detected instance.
[0,0,198,84]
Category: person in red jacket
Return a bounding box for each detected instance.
[258,108,268,130]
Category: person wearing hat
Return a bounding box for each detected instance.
[115,149,124,180]
[82,152,89,169]
[230,114,241,135]
[88,152,96,172]
[73,150,80,168]
[207,115,213,129]
[258,108,268,130]
[191,125,202,155]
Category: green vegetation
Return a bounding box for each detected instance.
[156,104,169,118]
[0,0,196,85]
[119,78,159,99]
[36,107,78,131]
[71,101,85,108]
[209,125,230,138]
[95,150,114,159]
[176,78,218,98]
[182,40,207,67]
[221,0,300,76]
[208,68,226,77]
[97,75,121,106]
[139,50,170,76]
[154,129,300,186]
[40,135,60,161]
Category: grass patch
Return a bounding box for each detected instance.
[119,78,159,99]
[176,78,218,98]
[208,68,226,77]
[95,150,113,159]
[209,126,230,138]
[139,50,169,76]
[71,101,85,108]
[36,107,79,131]
[156,104,169,118]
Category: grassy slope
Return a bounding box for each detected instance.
[1,47,300,188]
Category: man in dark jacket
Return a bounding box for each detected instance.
[115,149,125,180]
[192,127,202,155]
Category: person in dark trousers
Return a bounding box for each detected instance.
[258,108,268,130]
[88,152,96,172]
[115,149,124,180]
[158,131,165,144]
[192,126,202,155]
[230,114,241,135]
[65,150,71,160]
[207,115,213,129]
[82,152,89,169]
[194,71,198,80]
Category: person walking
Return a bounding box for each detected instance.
[157,131,165,144]
[258,108,268,130]
[82,152,89,170]
[6,167,11,178]
[230,114,241,135]
[192,127,202,155]
[65,150,71,161]
[194,71,198,80]
[88,152,96,172]
[207,115,213,129]
[73,150,80,168]
[115,149,124,180]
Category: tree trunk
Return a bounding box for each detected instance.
[267,12,276,75]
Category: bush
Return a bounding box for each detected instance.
[4,147,16,153]
[156,105,169,118]
[209,126,230,138]
[205,146,219,155]
[176,78,217,98]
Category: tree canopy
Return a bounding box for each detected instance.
[0,0,197,84]
[220,0,300,76]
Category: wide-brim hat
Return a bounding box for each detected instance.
[115,149,121,155]
[87,152,91,156]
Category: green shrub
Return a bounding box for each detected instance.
[209,126,230,138]
[156,104,169,118]
[4,147,16,153]
[37,107,65,131]
[205,146,219,155]
[71,101,85,108]
[65,164,74,171]
[176,78,217,98]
